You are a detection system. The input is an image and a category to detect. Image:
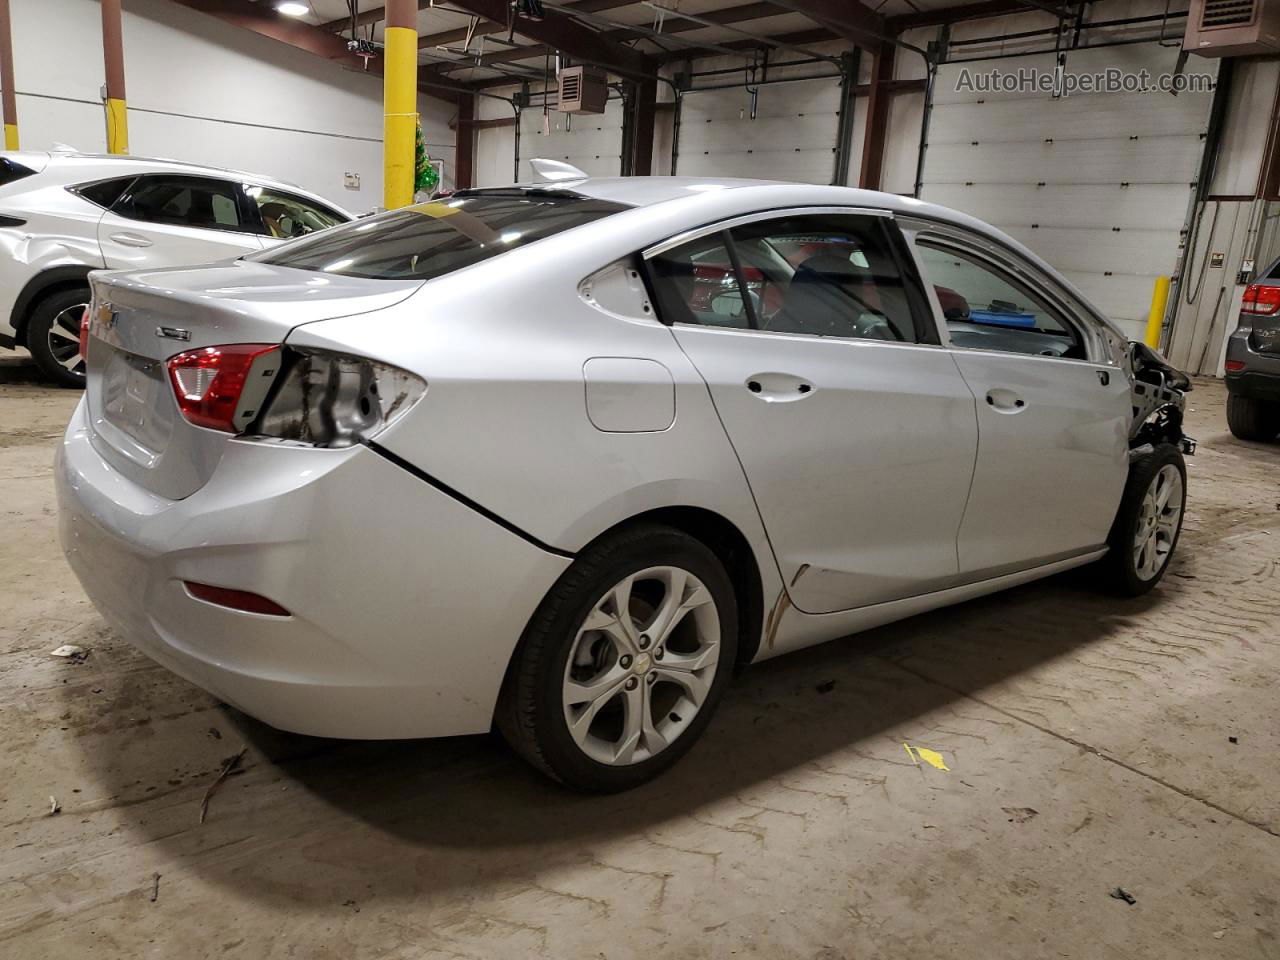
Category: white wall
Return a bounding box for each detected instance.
[1,0,458,214]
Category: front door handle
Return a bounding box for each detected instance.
[746,373,814,402]
[109,232,153,248]
[985,388,1026,413]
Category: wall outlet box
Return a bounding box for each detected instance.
[343,172,360,189]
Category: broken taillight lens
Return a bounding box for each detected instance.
[249,348,426,448]
[166,344,281,432]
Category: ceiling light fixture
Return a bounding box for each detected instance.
[276,2,309,16]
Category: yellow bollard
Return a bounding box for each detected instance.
[382,0,418,211]
[1144,275,1170,349]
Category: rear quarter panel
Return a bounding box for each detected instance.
[285,235,786,648]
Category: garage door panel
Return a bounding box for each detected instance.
[682,83,840,123]
[929,93,1216,144]
[934,43,1205,106]
[922,41,1213,331]
[680,115,842,153]
[679,148,837,183]
[1058,270,1159,328]
[925,136,1203,184]
[518,101,622,180]
[676,76,845,184]
[1000,226,1180,277]
[922,183,1193,231]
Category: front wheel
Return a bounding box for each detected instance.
[27,287,90,388]
[1099,443,1187,596]
[497,524,738,792]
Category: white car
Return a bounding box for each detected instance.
[0,150,351,385]
[56,172,1194,791]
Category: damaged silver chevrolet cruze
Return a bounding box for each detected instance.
[57,169,1194,791]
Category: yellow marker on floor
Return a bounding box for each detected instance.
[904,742,950,771]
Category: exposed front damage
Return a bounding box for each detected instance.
[1126,341,1196,458]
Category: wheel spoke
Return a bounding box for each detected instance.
[57,352,84,372]
[565,677,627,749]
[564,665,627,707]
[653,664,711,706]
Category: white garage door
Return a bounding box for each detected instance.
[517,99,624,180]
[677,76,847,184]
[921,43,1218,339]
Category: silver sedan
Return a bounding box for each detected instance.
[57,170,1193,791]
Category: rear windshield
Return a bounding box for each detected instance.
[0,157,36,187]
[251,192,627,280]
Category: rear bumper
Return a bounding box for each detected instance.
[56,398,571,739]
[1224,331,1280,400]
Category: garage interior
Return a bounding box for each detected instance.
[2,0,1279,957]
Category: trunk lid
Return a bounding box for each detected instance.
[84,260,421,500]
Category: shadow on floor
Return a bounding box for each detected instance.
[66,561,1166,907]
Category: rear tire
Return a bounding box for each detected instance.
[1098,443,1186,596]
[497,523,738,792]
[1226,392,1280,442]
[27,287,90,388]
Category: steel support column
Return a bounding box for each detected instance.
[858,44,895,190]
[101,0,128,154]
[384,0,418,209]
[0,0,17,149]
[455,95,475,189]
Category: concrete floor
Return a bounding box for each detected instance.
[1,356,1277,960]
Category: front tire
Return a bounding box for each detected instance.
[1226,392,1280,442]
[27,287,90,388]
[1100,443,1187,596]
[497,523,738,792]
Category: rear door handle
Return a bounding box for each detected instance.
[109,232,153,248]
[746,373,814,402]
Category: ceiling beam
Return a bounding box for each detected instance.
[650,26,838,65]
[421,0,654,79]
[886,0,1034,29]
[320,0,433,33]
[419,0,637,49]
[765,0,885,51]
[427,0,787,76]
[166,0,464,103]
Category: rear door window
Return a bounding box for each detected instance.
[252,192,627,280]
[0,157,37,187]
[115,175,251,233]
[245,186,346,239]
[74,176,136,209]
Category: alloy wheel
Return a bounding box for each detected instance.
[1133,463,1183,581]
[562,565,721,766]
[47,303,88,378]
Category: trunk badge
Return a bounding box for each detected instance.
[156,326,192,342]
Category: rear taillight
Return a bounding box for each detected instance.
[250,348,426,448]
[166,344,281,433]
[1242,283,1280,316]
[1225,360,1246,372]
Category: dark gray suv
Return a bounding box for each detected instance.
[1225,266,1280,441]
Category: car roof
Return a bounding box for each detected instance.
[4,150,352,216]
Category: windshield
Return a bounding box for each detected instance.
[250,192,627,280]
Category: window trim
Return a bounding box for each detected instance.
[111,174,260,236]
[900,215,1120,366]
[642,207,939,347]
[642,205,893,261]
[67,175,139,211]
